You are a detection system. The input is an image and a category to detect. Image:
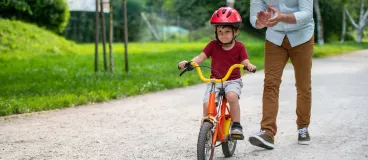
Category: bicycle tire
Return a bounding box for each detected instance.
[197,122,214,160]
[221,136,237,157]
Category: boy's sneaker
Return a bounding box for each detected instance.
[230,122,244,140]
[249,130,275,150]
[298,127,311,145]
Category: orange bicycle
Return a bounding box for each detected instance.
[179,61,256,160]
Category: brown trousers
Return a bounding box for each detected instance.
[261,36,314,138]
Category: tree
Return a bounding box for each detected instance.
[314,0,324,45]
[173,0,224,30]
[345,0,368,43]
[341,3,347,44]
[227,0,235,8]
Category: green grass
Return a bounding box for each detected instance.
[1,18,368,116]
[314,41,368,57]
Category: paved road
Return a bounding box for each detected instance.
[1,50,368,160]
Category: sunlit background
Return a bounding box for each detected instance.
[1,0,368,116]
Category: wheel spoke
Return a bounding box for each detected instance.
[205,131,213,160]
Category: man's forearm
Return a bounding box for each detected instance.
[280,13,297,24]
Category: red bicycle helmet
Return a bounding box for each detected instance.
[210,7,242,26]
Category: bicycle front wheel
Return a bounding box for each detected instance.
[221,137,237,157]
[197,122,214,160]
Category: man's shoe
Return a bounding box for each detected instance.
[230,122,244,140]
[298,127,311,145]
[249,130,275,149]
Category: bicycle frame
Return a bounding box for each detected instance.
[204,83,232,144]
[179,61,255,159]
[190,62,247,144]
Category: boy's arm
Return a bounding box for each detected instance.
[191,52,207,65]
[178,52,207,69]
[240,59,251,66]
[240,59,256,72]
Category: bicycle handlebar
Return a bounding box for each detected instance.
[178,61,256,83]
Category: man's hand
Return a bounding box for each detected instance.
[257,6,284,28]
[257,10,271,27]
[266,6,282,27]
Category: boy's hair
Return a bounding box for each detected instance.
[215,25,240,30]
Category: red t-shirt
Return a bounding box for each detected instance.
[203,40,249,80]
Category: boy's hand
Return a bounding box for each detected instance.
[246,63,256,72]
[178,60,188,69]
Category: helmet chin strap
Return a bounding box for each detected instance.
[215,28,237,45]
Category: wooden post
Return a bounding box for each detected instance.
[94,0,99,72]
[123,0,129,72]
[100,0,108,71]
[109,0,114,72]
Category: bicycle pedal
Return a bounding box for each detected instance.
[230,134,244,140]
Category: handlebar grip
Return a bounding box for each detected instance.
[178,61,194,76]
[244,66,256,73]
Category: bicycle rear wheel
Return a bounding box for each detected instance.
[197,122,214,160]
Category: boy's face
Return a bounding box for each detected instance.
[216,26,238,43]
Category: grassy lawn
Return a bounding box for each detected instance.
[1,19,368,116]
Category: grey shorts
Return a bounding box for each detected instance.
[202,78,243,103]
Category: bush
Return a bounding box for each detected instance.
[0,0,70,34]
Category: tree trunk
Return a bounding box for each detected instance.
[123,0,129,72]
[141,12,160,40]
[109,0,114,72]
[226,0,235,8]
[94,0,99,72]
[345,0,368,43]
[100,0,108,71]
[357,28,363,42]
[314,0,324,45]
[341,7,346,44]
[357,0,365,43]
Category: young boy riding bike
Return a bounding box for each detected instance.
[178,7,256,140]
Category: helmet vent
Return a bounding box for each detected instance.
[226,11,232,18]
[222,9,226,14]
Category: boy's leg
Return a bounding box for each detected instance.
[227,92,240,122]
[224,79,244,140]
[202,83,212,117]
[202,102,208,117]
[224,79,243,123]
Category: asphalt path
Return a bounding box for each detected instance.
[1,50,368,160]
